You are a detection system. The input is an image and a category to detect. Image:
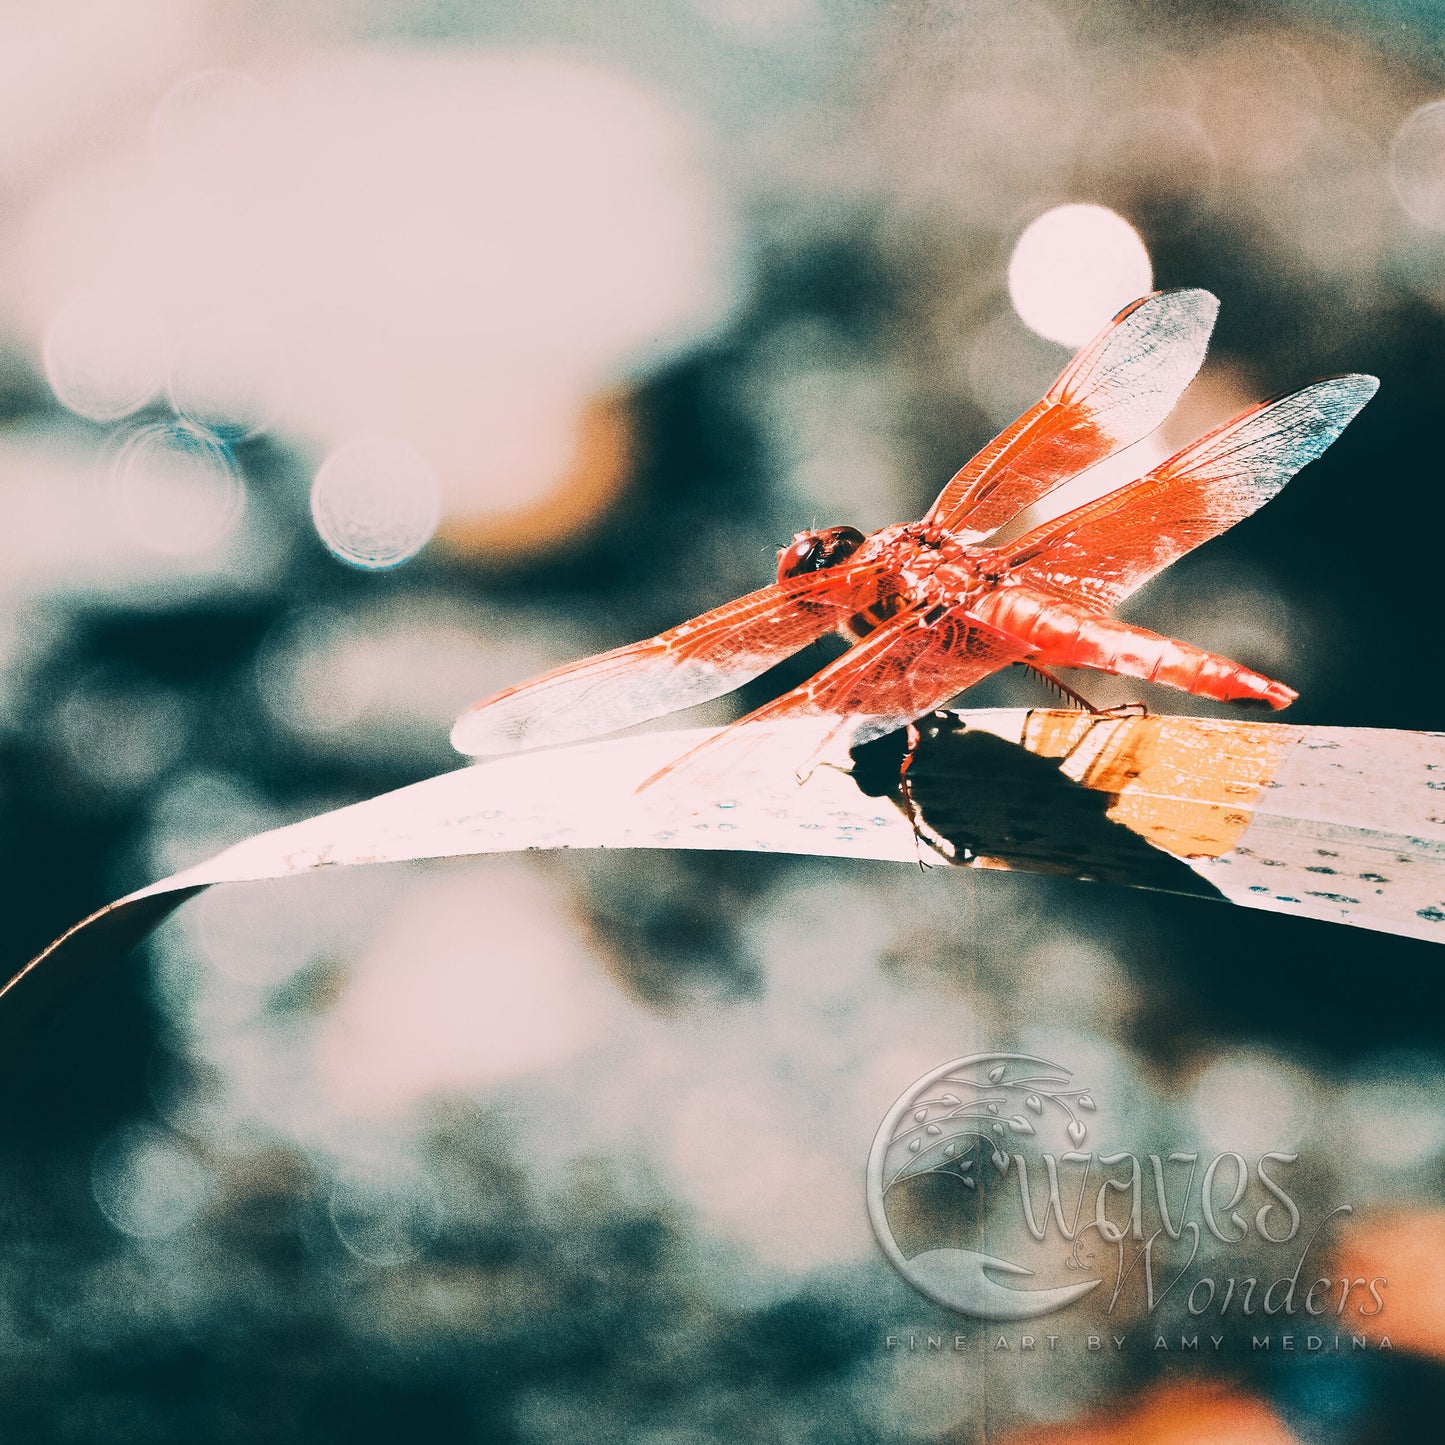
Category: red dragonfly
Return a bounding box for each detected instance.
[451,290,1376,784]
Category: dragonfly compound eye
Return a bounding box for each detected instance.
[777,525,865,583]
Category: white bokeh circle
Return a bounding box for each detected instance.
[1008,204,1153,347]
[310,437,441,570]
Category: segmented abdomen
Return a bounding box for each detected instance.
[970,584,1297,708]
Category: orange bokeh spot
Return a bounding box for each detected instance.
[438,390,634,561]
[1334,1208,1445,1361]
[1003,1380,1300,1445]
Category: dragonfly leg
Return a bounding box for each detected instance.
[1024,663,1148,718]
[1024,663,1098,711]
[898,722,940,870]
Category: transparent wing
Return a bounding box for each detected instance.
[1007,374,1379,611]
[450,561,899,756]
[925,289,1219,538]
[639,606,1033,789]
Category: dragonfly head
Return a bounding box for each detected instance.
[777,525,865,584]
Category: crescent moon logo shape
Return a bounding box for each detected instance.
[866,1052,1103,1320]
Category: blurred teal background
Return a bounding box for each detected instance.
[2,1,1445,1441]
